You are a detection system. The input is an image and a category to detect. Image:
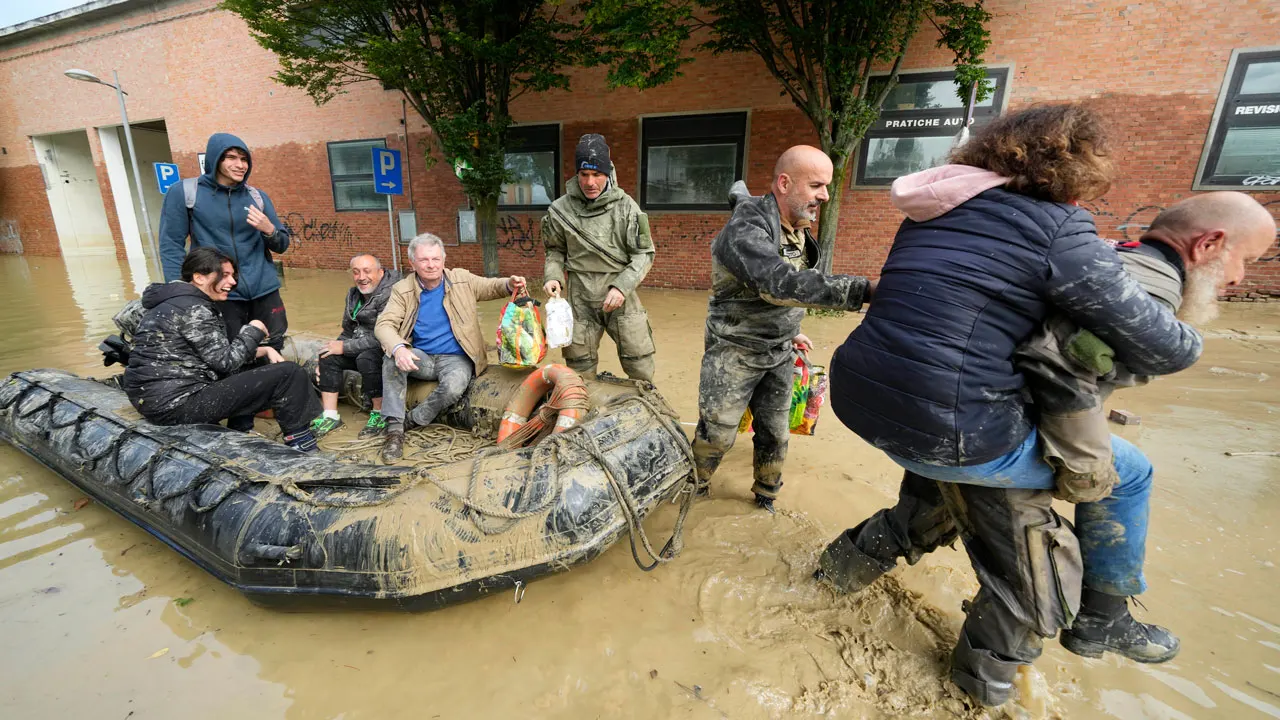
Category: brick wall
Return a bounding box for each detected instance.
[0,0,1277,293]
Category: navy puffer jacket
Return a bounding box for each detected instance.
[831,166,1202,466]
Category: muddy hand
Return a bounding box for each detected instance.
[394,346,420,372]
[320,340,344,358]
[793,333,812,353]
[246,206,275,235]
[602,287,625,313]
[543,280,561,298]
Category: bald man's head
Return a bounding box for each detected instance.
[1144,192,1277,326]
[772,146,834,227]
[349,253,385,295]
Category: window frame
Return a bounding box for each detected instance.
[327,138,388,212]
[639,110,749,212]
[853,66,1012,188]
[1194,47,1280,190]
[499,123,561,211]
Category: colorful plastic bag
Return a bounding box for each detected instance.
[544,296,574,349]
[497,290,547,369]
[738,354,828,436]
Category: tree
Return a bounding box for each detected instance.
[221,0,687,276]
[692,0,993,272]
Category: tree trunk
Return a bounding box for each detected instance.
[816,153,851,274]
[475,195,501,277]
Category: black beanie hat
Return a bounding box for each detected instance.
[575,133,612,174]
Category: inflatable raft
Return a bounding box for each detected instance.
[0,366,695,610]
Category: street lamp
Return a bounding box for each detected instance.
[64,68,161,278]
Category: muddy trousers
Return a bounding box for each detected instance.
[691,337,793,500]
[221,290,288,431]
[835,429,1154,702]
[318,348,383,402]
[152,361,320,436]
[562,276,655,382]
[380,350,473,428]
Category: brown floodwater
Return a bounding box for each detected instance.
[2,254,1279,719]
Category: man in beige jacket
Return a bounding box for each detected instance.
[375,233,526,461]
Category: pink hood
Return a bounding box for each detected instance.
[890,164,1010,222]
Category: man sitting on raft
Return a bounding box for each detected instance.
[375,233,527,462]
[123,247,323,452]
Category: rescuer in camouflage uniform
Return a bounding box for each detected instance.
[541,134,656,381]
[693,145,872,512]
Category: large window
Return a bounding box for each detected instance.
[641,112,747,210]
[500,124,559,209]
[1197,48,1280,189]
[856,68,1010,186]
[328,139,387,211]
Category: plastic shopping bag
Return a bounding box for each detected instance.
[738,354,828,436]
[544,296,574,349]
[497,290,547,369]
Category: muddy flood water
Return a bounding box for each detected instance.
[2,254,1279,719]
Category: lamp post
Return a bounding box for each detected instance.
[64,68,161,278]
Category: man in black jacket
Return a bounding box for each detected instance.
[312,254,398,438]
[692,145,872,512]
[123,247,322,452]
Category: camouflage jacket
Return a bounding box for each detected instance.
[122,282,265,419]
[541,178,654,297]
[706,182,869,362]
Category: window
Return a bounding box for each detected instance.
[500,124,559,209]
[1197,48,1280,189]
[641,112,747,210]
[855,68,1010,186]
[327,139,387,211]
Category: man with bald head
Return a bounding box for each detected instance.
[692,145,873,511]
[312,253,398,437]
[819,190,1274,669]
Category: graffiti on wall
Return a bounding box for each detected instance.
[282,212,356,250]
[1079,197,1280,262]
[0,220,21,254]
[496,215,538,257]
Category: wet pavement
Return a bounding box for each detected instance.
[1,254,1279,719]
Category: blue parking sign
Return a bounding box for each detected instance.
[154,162,180,194]
[372,147,403,195]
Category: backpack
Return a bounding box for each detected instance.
[182,177,264,211]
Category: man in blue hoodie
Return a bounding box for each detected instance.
[160,133,291,351]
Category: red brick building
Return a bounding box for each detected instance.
[1,0,1277,295]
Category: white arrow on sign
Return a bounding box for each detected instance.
[380,181,397,189]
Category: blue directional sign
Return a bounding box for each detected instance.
[372,147,403,196]
[154,162,181,194]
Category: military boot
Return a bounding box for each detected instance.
[813,526,896,594]
[1060,588,1180,663]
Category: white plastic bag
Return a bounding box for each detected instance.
[544,297,574,349]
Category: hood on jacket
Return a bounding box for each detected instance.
[728,180,753,209]
[890,164,1009,222]
[565,175,622,212]
[141,281,211,310]
[202,133,252,187]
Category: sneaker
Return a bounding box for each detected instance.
[310,415,344,438]
[359,411,387,438]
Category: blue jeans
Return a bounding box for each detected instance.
[888,429,1152,596]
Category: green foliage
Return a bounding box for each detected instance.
[220,0,691,273]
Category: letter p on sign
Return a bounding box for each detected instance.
[154,162,181,194]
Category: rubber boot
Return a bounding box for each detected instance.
[950,631,1018,707]
[813,527,896,594]
[1060,588,1180,663]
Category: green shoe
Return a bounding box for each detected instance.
[310,415,344,437]
[359,411,387,438]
